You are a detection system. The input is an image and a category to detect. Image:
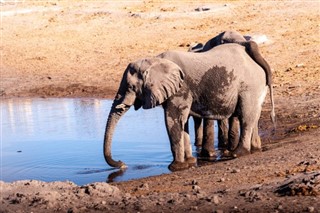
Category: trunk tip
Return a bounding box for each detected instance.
[105,156,127,169]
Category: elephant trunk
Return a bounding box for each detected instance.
[103,94,134,168]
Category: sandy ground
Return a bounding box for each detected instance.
[1,0,320,212]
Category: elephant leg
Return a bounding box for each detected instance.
[164,101,193,171]
[251,123,262,153]
[232,97,262,158]
[228,117,240,151]
[218,119,229,149]
[184,121,197,164]
[193,116,203,147]
[200,119,215,157]
[232,121,253,157]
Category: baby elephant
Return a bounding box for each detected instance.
[189,30,275,156]
[103,43,275,171]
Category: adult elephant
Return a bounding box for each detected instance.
[103,43,275,171]
[189,30,274,155]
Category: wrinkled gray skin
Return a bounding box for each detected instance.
[103,43,275,171]
[189,30,275,155]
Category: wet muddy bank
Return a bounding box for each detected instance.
[2,129,320,212]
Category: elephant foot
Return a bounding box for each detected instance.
[200,148,216,158]
[232,147,251,158]
[168,161,190,172]
[251,147,262,154]
[217,141,228,150]
[221,149,232,157]
[186,156,197,164]
[194,141,202,147]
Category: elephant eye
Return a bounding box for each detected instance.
[129,68,135,75]
[128,84,136,92]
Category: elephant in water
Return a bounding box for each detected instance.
[103,43,275,171]
[188,30,275,156]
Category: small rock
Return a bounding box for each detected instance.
[192,185,201,193]
[167,199,175,204]
[185,194,191,200]
[219,178,225,182]
[130,13,141,18]
[231,169,240,173]
[213,195,219,205]
[285,67,293,72]
[190,206,198,210]
[195,6,210,12]
[308,206,315,212]
[191,179,198,185]
[138,183,149,190]
[296,63,304,68]
[101,201,106,205]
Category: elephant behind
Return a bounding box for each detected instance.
[189,30,275,155]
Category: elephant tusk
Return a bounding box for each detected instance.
[115,103,127,109]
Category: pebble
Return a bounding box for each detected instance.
[219,178,225,182]
[213,195,219,205]
[195,6,210,12]
[231,169,241,173]
[285,67,293,72]
[138,183,149,190]
[190,206,198,210]
[192,185,201,193]
[308,206,314,212]
[185,194,191,200]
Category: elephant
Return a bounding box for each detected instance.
[103,43,275,171]
[188,30,275,155]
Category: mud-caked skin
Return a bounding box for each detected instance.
[103,43,275,171]
[188,30,275,156]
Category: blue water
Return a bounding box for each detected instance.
[1,98,219,185]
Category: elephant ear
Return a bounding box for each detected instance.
[142,58,185,109]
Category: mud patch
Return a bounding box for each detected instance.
[28,84,112,98]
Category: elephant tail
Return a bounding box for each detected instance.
[269,85,276,132]
[244,41,276,130]
[244,41,272,86]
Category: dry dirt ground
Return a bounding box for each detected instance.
[1,1,320,212]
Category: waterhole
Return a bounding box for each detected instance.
[1,98,221,185]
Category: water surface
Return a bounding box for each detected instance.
[1,98,220,185]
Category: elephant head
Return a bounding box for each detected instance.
[189,30,247,52]
[103,58,185,168]
[189,30,272,86]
